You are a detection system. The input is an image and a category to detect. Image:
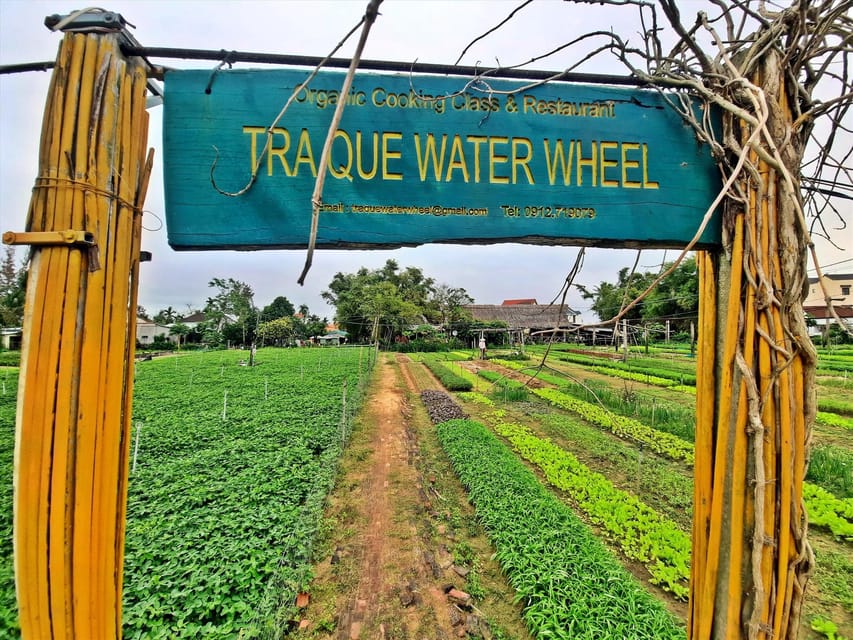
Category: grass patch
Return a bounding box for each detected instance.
[808,445,853,499]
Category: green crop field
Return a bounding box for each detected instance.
[439,346,852,638]
[0,347,371,639]
[0,342,850,639]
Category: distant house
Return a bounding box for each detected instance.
[1,327,22,350]
[136,318,177,346]
[804,273,853,337]
[316,329,348,346]
[180,311,208,329]
[463,303,580,343]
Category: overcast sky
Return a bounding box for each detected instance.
[1,0,850,321]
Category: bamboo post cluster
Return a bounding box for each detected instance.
[689,51,816,640]
[12,31,152,638]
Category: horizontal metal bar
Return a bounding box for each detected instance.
[119,46,646,87]
[0,61,55,75]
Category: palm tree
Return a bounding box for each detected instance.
[169,322,190,350]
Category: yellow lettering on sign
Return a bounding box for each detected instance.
[600,141,619,188]
[413,133,447,181]
[576,140,597,187]
[512,138,534,185]
[293,128,317,177]
[329,130,353,181]
[643,143,659,189]
[382,132,403,180]
[543,139,575,186]
[489,137,510,184]
[267,127,293,176]
[446,136,469,182]
[243,125,266,171]
[621,142,641,188]
[243,124,660,190]
[356,130,379,180]
[467,135,487,183]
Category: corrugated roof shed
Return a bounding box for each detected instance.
[464,304,578,330]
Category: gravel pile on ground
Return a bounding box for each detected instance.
[420,390,468,424]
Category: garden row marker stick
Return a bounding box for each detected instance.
[132,422,142,474]
[8,20,151,639]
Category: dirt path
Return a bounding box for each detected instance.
[335,356,453,639]
[297,355,499,639]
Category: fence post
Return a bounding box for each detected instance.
[8,17,151,638]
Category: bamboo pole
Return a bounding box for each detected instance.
[11,28,150,639]
[688,50,814,640]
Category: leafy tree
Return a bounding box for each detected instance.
[292,305,327,341]
[364,281,422,344]
[257,317,294,346]
[380,260,435,309]
[425,284,474,336]
[322,260,435,344]
[169,322,190,349]
[153,306,179,324]
[261,296,295,322]
[577,259,700,333]
[576,267,657,323]
[640,258,699,332]
[204,277,256,346]
[0,246,26,328]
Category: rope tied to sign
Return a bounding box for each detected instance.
[31,176,143,216]
[298,0,383,285]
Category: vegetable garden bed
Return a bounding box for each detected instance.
[0,347,370,639]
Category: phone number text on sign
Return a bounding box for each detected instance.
[501,205,597,219]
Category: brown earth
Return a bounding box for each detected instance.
[291,354,530,639]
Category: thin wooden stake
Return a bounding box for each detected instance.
[132,422,142,473]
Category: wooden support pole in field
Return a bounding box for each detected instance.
[688,50,815,640]
[9,26,151,639]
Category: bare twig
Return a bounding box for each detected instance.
[297,0,383,285]
[454,0,535,66]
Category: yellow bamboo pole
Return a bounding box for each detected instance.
[688,250,716,638]
[695,211,745,639]
[15,32,84,638]
[689,51,813,640]
[11,27,150,639]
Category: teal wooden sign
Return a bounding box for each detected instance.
[162,68,721,250]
